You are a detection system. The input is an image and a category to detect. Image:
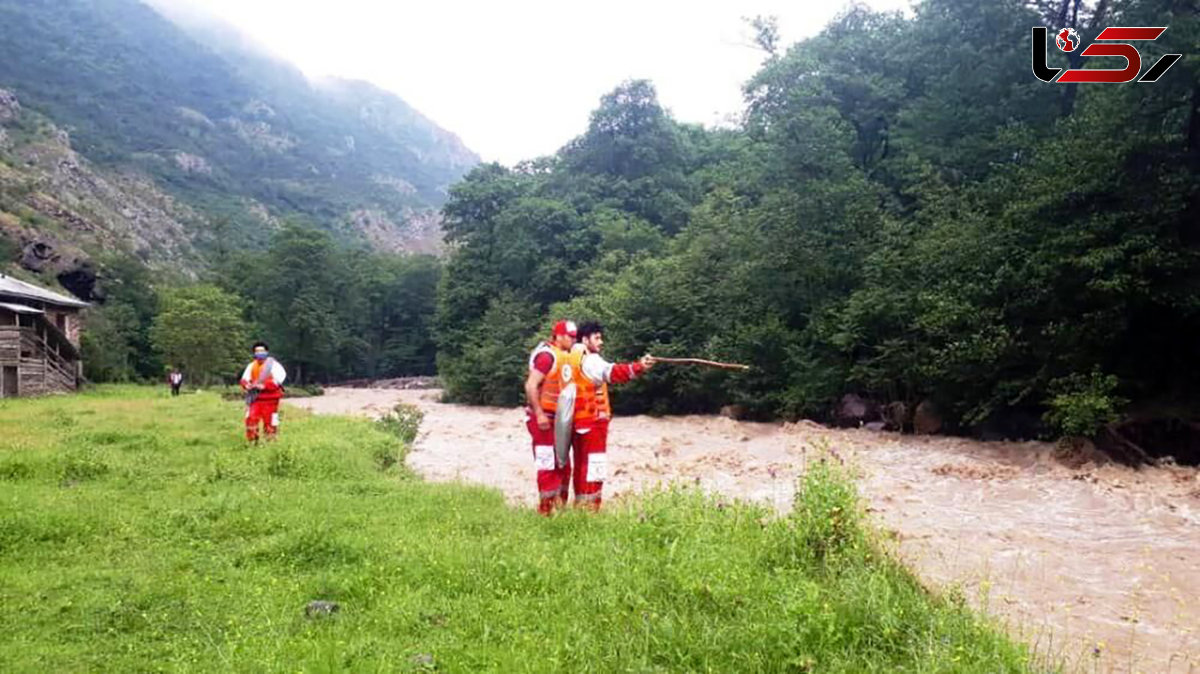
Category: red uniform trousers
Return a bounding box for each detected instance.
[527,412,570,515]
[571,421,609,511]
[246,398,281,441]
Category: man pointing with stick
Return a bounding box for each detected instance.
[564,343,748,510]
[568,322,655,511]
[526,319,748,514]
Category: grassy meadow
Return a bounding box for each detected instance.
[0,387,1034,672]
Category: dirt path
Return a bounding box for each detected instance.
[291,388,1200,673]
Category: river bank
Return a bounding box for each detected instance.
[292,387,1200,672]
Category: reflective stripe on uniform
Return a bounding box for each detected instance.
[533,445,555,471]
[585,452,608,483]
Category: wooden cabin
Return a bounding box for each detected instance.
[0,274,88,397]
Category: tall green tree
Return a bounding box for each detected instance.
[231,222,348,383]
[150,285,247,384]
[346,254,441,377]
[81,303,142,382]
[218,221,443,383]
[80,253,163,382]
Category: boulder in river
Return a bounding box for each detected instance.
[913,400,943,435]
[834,393,876,427]
[882,401,910,432]
[719,404,746,420]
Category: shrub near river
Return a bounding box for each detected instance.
[0,387,1033,671]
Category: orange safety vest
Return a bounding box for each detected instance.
[245,357,283,402]
[572,353,612,427]
[531,343,581,414]
[248,360,275,386]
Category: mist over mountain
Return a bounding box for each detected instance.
[0,0,478,288]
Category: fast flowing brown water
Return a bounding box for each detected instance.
[291,388,1200,673]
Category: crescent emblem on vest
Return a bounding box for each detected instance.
[561,364,573,382]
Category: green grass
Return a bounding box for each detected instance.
[0,386,1034,672]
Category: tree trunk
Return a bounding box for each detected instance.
[1185,80,1200,245]
[1189,80,1200,159]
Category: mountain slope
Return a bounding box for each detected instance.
[0,0,478,265]
[0,92,205,299]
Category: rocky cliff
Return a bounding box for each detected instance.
[0,90,205,298]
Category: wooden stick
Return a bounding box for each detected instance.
[651,357,750,371]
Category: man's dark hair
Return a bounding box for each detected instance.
[252,341,269,351]
[577,322,603,340]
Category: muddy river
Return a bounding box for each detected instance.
[290,388,1200,673]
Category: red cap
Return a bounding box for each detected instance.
[552,320,577,337]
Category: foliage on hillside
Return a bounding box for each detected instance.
[77,223,440,385]
[0,102,204,288]
[0,0,478,257]
[217,224,441,383]
[435,0,1200,438]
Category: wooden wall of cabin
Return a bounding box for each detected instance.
[42,307,82,346]
[0,310,22,397]
[0,308,18,366]
[0,310,79,396]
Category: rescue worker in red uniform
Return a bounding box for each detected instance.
[570,322,654,510]
[240,341,287,444]
[524,320,581,515]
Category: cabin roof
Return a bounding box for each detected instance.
[0,301,44,315]
[0,275,88,309]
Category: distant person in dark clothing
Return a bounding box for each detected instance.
[168,369,183,397]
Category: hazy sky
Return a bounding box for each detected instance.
[153,0,911,164]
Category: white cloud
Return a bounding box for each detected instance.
[149,0,912,164]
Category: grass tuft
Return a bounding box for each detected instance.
[58,448,110,483]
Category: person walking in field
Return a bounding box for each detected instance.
[524,320,581,515]
[240,341,287,444]
[568,321,653,511]
[168,368,183,397]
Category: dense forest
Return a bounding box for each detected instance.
[79,227,440,385]
[435,0,1200,441]
[57,0,1200,446]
